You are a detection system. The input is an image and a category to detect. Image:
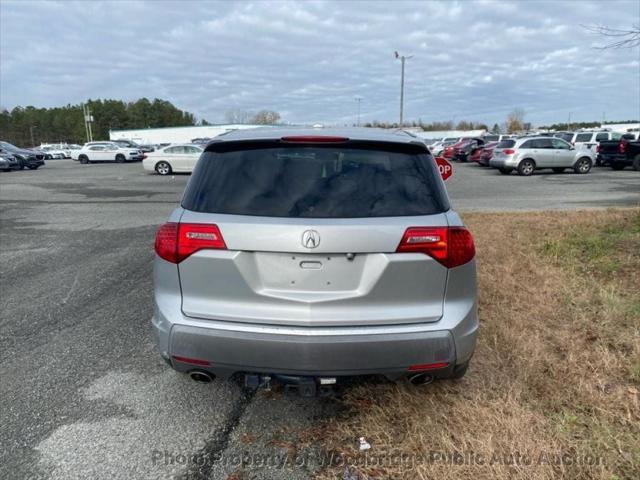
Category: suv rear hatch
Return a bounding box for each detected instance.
[173,137,455,327]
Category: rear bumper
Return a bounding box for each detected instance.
[166,322,459,379]
[151,257,478,380]
[599,153,629,165]
[489,156,518,168]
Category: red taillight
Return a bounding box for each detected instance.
[595,144,600,153]
[619,141,626,153]
[396,227,475,268]
[281,135,348,143]
[172,355,210,366]
[408,362,449,372]
[503,149,515,155]
[154,222,226,264]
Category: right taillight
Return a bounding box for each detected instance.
[396,227,475,268]
[619,141,626,153]
[154,222,226,264]
[503,149,515,155]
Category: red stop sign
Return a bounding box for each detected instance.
[435,156,453,181]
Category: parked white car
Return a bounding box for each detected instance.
[76,142,143,164]
[38,145,67,159]
[142,144,204,175]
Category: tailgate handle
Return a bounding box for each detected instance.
[299,261,322,270]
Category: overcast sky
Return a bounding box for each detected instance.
[1,0,639,126]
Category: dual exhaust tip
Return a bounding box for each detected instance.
[189,371,214,383]
[408,372,434,386]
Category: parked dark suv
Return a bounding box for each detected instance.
[0,141,45,170]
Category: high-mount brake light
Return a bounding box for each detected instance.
[154,223,226,264]
[280,136,349,143]
[396,227,475,268]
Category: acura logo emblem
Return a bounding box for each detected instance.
[302,230,320,249]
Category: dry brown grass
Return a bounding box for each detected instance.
[315,209,640,480]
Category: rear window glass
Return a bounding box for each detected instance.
[182,143,449,218]
[483,135,499,142]
[555,133,573,142]
[575,133,592,142]
[496,140,515,148]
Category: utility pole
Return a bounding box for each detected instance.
[395,51,413,127]
[567,112,572,131]
[29,126,37,147]
[82,103,94,142]
[355,96,362,126]
[82,104,90,142]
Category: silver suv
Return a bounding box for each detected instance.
[490,136,595,175]
[152,128,478,390]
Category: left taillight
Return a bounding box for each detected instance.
[154,222,226,264]
[396,226,475,268]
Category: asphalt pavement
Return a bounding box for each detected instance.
[0,159,638,479]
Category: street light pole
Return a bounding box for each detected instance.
[29,125,37,147]
[355,96,362,126]
[395,51,413,127]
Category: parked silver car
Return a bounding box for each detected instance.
[490,136,595,175]
[152,128,478,392]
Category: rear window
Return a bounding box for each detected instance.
[555,133,573,142]
[496,140,515,148]
[575,133,593,142]
[182,142,449,218]
[483,135,499,142]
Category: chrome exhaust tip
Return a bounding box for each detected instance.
[189,371,213,383]
[409,372,434,386]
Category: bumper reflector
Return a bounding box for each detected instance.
[407,362,449,372]
[172,355,210,366]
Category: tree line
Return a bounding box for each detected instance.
[0,98,197,147]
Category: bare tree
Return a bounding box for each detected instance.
[224,109,252,124]
[251,110,281,125]
[506,108,526,133]
[582,24,640,49]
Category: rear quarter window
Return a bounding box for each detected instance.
[182,141,450,218]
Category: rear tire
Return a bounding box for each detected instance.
[611,162,625,171]
[573,157,592,174]
[115,154,126,163]
[517,159,535,176]
[552,167,565,173]
[27,165,38,170]
[155,161,172,175]
[498,167,513,175]
[633,154,640,171]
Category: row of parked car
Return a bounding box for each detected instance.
[426,130,640,175]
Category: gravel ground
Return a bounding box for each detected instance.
[0,159,638,480]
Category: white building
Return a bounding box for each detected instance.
[109,124,272,144]
[600,123,640,134]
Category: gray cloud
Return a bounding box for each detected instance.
[1,0,639,125]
